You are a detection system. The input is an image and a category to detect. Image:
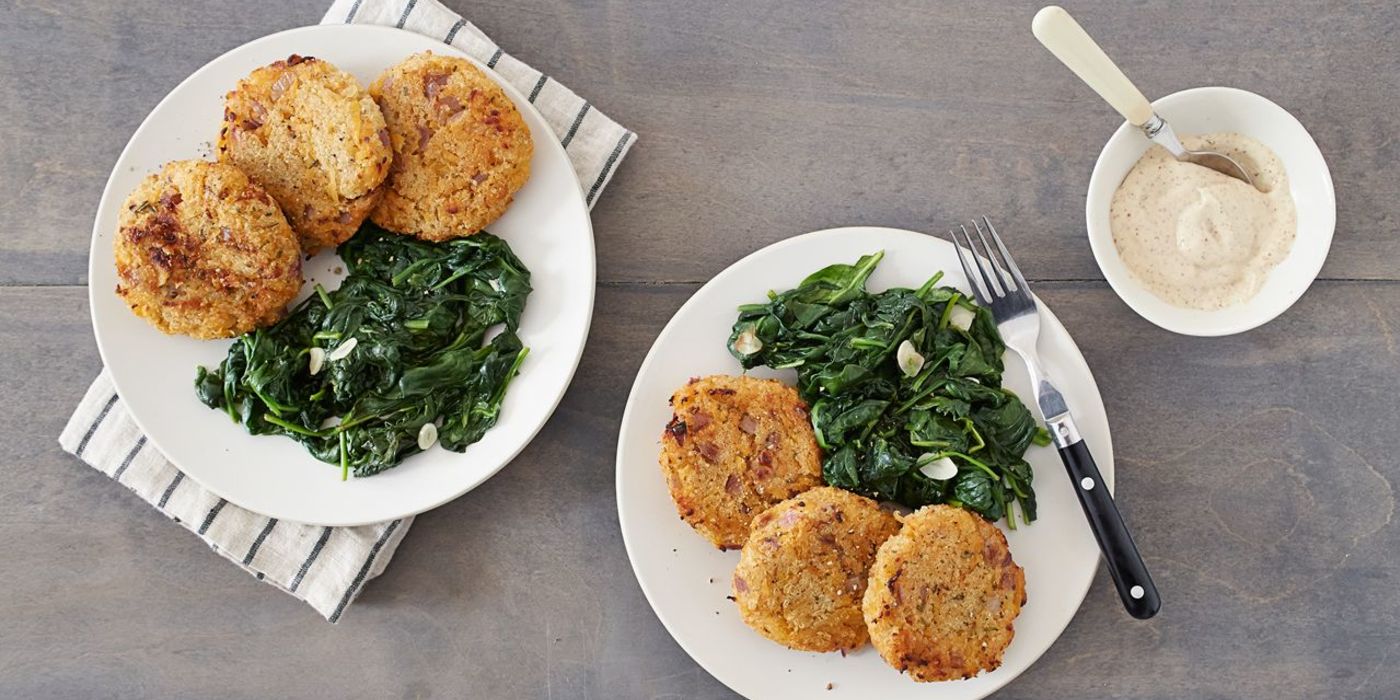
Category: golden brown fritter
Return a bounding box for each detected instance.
[659,375,823,550]
[368,52,533,241]
[218,54,392,254]
[732,487,901,652]
[862,505,1027,682]
[113,160,302,339]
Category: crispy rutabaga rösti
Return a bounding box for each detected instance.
[659,375,824,549]
[219,54,392,253]
[368,52,533,242]
[732,487,900,652]
[114,159,302,339]
[863,505,1026,682]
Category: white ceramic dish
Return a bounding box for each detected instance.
[617,227,1112,700]
[88,25,595,526]
[1086,86,1335,336]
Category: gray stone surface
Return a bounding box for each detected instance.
[1,1,1397,698]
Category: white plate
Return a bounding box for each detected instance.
[88,25,595,526]
[1086,87,1336,336]
[617,227,1111,699]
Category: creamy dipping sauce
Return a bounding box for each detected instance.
[1110,132,1296,310]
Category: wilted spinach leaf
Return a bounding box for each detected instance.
[729,251,1047,526]
[195,223,531,478]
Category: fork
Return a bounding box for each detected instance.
[951,217,1160,620]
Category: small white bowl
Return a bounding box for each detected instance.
[1085,87,1336,336]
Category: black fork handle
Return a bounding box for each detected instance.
[1053,421,1160,619]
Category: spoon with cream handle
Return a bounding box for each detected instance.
[1032,5,1254,188]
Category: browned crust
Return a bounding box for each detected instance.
[658,375,823,549]
[732,487,901,652]
[367,52,532,241]
[113,160,302,339]
[218,54,391,253]
[862,505,1027,681]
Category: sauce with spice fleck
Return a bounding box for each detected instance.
[1110,132,1296,310]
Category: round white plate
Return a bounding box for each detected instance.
[617,227,1112,700]
[89,25,595,526]
[1086,87,1336,336]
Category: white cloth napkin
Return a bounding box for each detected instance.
[59,0,635,622]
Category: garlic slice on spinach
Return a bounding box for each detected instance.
[896,339,925,377]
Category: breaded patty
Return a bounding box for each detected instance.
[218,54,392,254]
[660,375,823,549]
[732,487,901,652]
[114,160,303,339]
[862,505,1026,682]
[369,52,533,241]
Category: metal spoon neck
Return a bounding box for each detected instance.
[1140,113,1187,159]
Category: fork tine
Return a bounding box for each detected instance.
[971,218,1011,295]
[980,216,1029,294]
[950,228,987,305]
[956,224,1002,303]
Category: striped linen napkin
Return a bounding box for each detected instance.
[59,0,635,622]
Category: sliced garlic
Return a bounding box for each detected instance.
[733,325,763,356]
[417,422,439,451]
[326,337,358,362]
[896,339,925,378]
[307,347,326,376]
[918,455,958,481]
[949,304,976,331]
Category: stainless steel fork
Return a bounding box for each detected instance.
[950,217,1160,620]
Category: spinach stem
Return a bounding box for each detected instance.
[430,267,473,290]
[315,283,333,310]
[961,418,986,453]
[932,450,999,480]
[390,258,433,286]
[262,414,325,437]
[894,379,947,414]
[937,293,962,330]
[915,271,945,298]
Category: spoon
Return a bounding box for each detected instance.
[1032,5,1254,188]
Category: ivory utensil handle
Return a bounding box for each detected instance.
[1032,6,1154,126]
